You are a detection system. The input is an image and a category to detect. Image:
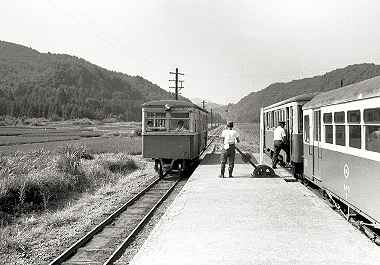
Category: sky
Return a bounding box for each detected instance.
[2,0,380,104]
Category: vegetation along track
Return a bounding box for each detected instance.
[48,176,180,265]
[49,127,222,265]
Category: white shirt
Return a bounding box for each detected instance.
[274,126,286,141]
[221,129,239,150]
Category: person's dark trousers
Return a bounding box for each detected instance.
[272,140,284,168]
[220,144,236,177]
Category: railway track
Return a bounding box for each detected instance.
[49,127,222,265]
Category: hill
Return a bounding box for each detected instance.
[227,63,380,122]
[0,40,186,121]
[191,97,227,124]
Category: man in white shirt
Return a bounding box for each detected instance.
[272,121,288,169]
[219,121,240,178]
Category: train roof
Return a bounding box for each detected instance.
[263,92,318,111]
[303,76,380,110]
[142,100,208,112]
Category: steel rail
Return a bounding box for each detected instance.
[50,127,222,264]
[103,178,181,264]
[48,177,160,265]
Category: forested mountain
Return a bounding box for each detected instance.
[0,40,185,121]
[227,63,380,122]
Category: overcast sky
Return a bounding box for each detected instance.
[2,0,380,104]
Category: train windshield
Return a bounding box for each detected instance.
[144,111,191,132]
[145,112,166,132]
[169,113,190,132]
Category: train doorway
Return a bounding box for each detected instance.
[313,110,322,181]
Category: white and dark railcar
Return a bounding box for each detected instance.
[262,93,316,174]
[142,100,208,177]
[302,76,380,225]
[261,76,380,226]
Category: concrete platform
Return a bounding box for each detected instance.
[130,153,380,265]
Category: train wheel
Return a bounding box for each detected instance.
[155,159,164,178]
[253,165,275,178]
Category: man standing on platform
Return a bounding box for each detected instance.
[272,121,288,169]
[219,121,240,178]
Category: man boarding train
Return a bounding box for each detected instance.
[272,120,290,169]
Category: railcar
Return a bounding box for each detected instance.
[262,93,316,174]
[260,76,380,227]
[303,76,380,225]
[142,100,208,177]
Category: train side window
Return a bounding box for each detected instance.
[348,110,360,123]
[304,115,310,143]
[335,125,346,146]
[334,112,345,123]
[298,106,303,133]
[364,108,380,123]
[323,112,333,143]
[349,126,361,149]
[364,108,380,153]
[365,125,380,153]
[325,125,333,144]
[323,113,332,123]
[313,110,321,141]
[347,110,361,149]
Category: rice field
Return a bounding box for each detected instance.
[0,121,142,155]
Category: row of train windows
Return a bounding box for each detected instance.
[145,112,207,132]
[304,108,380,153]
[265,109,286,128]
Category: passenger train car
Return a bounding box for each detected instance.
[263,93,316,173]
[261,76,380,227]
[142,100,208,177]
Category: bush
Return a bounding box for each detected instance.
[98,153,138,173]
[56,144,87,175]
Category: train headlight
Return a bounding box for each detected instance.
[164,104,171,111]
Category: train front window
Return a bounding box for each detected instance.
[169,113,190,132]
[145,112,166,131]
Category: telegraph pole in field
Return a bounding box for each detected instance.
[210,108,213,129]
[201,100,206,109]
[169,68,184,100]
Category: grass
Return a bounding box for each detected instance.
[0,156,154,264]
[0,121,146,263]
[0,144,141,218]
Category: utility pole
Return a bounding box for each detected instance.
[210,108,213,129]
[202,100,206,109]
[169,68,184,100]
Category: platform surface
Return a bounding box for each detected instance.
[130,153,380,265]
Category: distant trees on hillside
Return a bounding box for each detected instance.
[0,40,185,121]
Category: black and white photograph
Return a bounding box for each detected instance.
[1,0,380,264]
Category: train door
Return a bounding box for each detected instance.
[313,110,322,181]
[303,111,313,179]
[289,106,293,160]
